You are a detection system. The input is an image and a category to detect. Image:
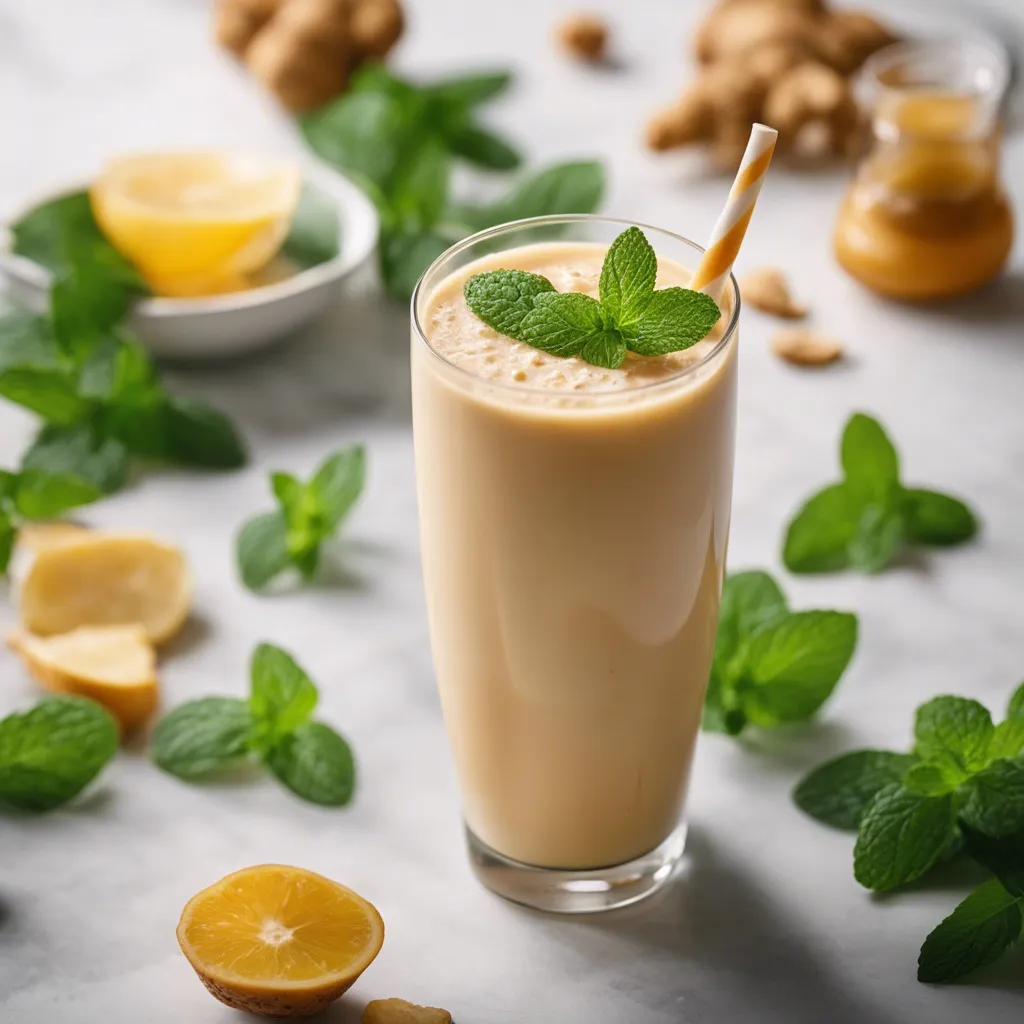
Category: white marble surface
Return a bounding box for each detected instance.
[2,1,1024,1022]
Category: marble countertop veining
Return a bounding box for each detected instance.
[1,1,1024,1022]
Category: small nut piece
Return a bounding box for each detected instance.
[556,13,609,62]
[771,327,843,366]
[363,998,453,1024]
[739,267,807,318]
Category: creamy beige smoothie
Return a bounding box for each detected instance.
[412,235,738,871]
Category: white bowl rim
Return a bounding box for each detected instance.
[0,161,378,319]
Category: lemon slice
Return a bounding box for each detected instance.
[178,865,385,1018]
[18,532,191,644]
[8,625,158,730]
[90,151,301,294]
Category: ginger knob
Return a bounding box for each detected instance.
[764,61,859,159]
[557,13,610,62]
[214,0,282,57]
[350,0,404,58]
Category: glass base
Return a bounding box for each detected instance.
[465,824,686,914]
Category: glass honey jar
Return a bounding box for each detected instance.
[834,40,1013,302]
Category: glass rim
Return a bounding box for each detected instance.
[410,214,741,401]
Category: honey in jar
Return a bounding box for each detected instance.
[834,41,1013,302]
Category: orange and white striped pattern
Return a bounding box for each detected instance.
[690,123,779,303]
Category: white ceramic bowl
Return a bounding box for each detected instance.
[0,164,378,361]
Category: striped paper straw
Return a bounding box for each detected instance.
[690,123,779,303]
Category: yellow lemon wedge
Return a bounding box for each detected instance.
[177,865,385,1018]
[8,625,158,730]
[17,532,191,644]
[90,151,301,296]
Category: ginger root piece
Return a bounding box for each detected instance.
[351,0,404,58]
[556,13,610,62]
[764,61,859,159]
[8,625,159,730]
[214,0,282,57]
[771,327,843,366]
[18,532,191,645]
[739,266,807,318]
[363,999,452,1024]
[650,0,896,170]
[216,0,403,112]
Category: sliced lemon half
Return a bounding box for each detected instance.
[8,625,158,730]
[177,864,385,1018]
[90,151,301,295]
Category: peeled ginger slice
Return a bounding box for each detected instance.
[8,625,158,729]
[18,533,191,644]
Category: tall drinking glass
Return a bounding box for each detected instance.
[411,216,740,913]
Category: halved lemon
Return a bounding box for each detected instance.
[17,532,191,644]
[7,625,158,730]
[90,151,301,296]
[177,865,385,1018]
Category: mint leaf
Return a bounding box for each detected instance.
[960,757,1024,838]
[914,696,994,779]
[918,878,1022,984]
[249,644,318,751]
[151,698,253,779]
[237,511,292,591]
[599,226,656,332]
[962,824,1024,897]
[311,445,365,531]
[1008,684,1024,721]
[444,123,521,170]
[580,331,628,369]
[842,413,899,503]
[848,504,904,574]
[631,288,721,357]
[854,783,956,891]
[794,750,916,830]
[379,227,453,302]
[425,70,513,107]
[783,484,860,573]
[0,367,86,425]
[161,396,246,469]
[519,292,609,360]
[904,489,978,547]
[13,469,100,519]
[904,761,962,796]
[282,183,340,268]
[0,309,63,372]
[265,722,356,806]
[989,718,1024,761]
[714,570,787,675]
[0,512,14,574]
[456,161,605,232]
[742,610,858,724]
[464,270,556,340]
[52,265,128,356]
[0,696,118,811]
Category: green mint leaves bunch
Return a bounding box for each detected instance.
[703,570,858,736]
[301,64,605,300]
[0,463,103,572]
[236,445,365,591]
[0,696,118,811]
[795,684,1024,982]
[152,643,356,807]
[4,192,246,496]
[464,226,721,370]
[784,413,977,574]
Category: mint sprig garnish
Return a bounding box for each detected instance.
[236,445,366,591]
[4,193,246,493]
[0,696,118,811]
[796,682,1024,983]
[152,643,356,807]
[464,226,721,369]
[702,570,857,736]
[784,413,978,574]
